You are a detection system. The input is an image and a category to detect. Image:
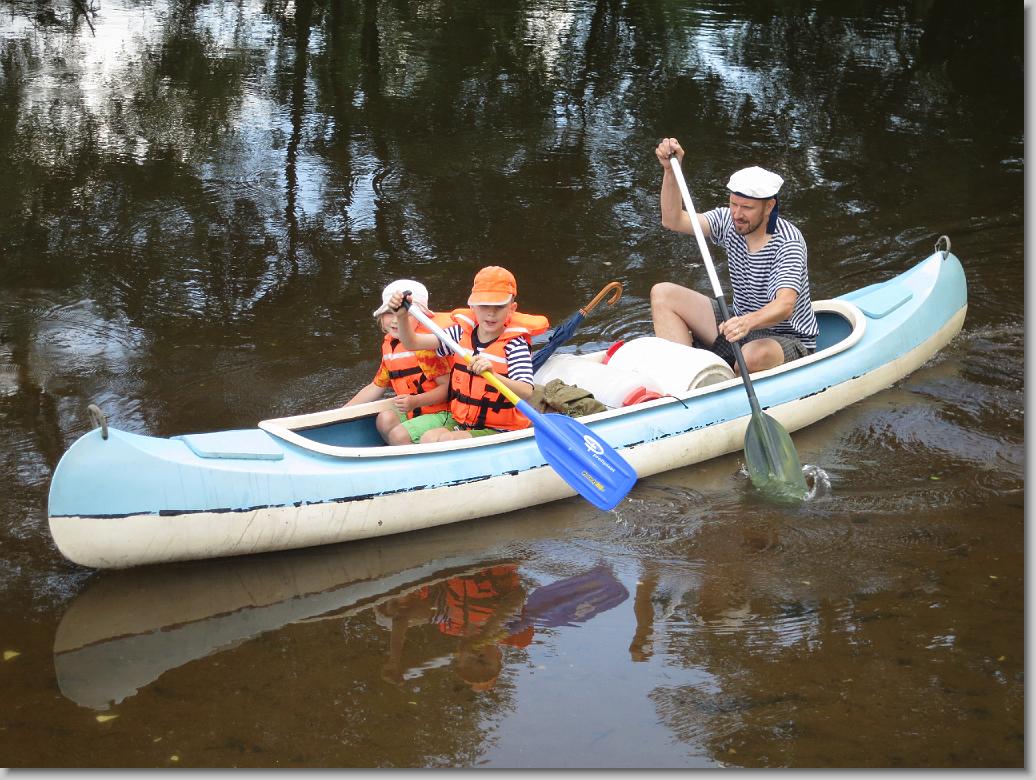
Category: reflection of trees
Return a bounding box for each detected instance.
[640,516,1023,767]
[8,0,98,32]
[0,1,1019,332]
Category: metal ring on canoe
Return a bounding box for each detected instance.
[935,235,951,258]
[87,403,109,440]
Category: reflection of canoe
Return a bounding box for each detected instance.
[48,246,967,569]
[53,514,564,710]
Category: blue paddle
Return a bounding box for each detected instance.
[402,299,637,511]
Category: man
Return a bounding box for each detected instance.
[650,137,818,374]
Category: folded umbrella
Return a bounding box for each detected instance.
[532,281,623,372]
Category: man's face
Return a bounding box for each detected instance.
[728,193,774,236]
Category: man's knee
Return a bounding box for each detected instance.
[739,340,784,374]
[650,281,682,307]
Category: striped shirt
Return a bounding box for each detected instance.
[704,207,819,349]
[437,325,535,384]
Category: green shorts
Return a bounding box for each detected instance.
[398,411,455,442]
[398,411,505,442]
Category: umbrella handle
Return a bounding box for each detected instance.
[580,281,623,316]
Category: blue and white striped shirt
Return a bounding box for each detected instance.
[437,325,535,384]
[704,207,819,349]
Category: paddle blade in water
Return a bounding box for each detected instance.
[517,401,637,511]
[743,412,809,500]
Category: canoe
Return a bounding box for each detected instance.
[47,239,968,569]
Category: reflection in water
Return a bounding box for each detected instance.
[53,518,628,709]
[0,0,1023,768]
[620,482,1024,767]
[52,546,484,710]
[628,562,697,663]
[376,564,533,692]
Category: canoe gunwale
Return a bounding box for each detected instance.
[257,299,867,460]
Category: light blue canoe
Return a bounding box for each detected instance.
[48,239,968,569]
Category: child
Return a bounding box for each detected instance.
[390,266,548,443]
[345,279,452,445]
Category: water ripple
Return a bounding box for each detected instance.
[611,482,708,544]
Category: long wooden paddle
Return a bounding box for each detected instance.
[401,299,637,510]
[667,156,808,499]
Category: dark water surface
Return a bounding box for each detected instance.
[0,0,1023,769]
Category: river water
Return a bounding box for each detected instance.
[0,0,1024,769]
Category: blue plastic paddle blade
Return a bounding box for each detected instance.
[517,400,637,511]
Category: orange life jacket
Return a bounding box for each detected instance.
[380,312,453,418]
[447,310,549,431]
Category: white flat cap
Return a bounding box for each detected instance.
[726,166,784,199]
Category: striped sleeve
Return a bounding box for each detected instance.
[503,337,534,384]
[435,325,465,358]
[704,207,731,245]
[769,225,808,297]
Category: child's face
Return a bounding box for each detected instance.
[472,302,516,336]
[378,311,399,335]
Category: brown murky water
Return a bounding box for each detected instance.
[0,0,1023,768]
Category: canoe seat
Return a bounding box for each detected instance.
[815,310,853,351]
[175,430,285,460]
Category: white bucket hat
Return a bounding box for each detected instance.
[373,279,430,318]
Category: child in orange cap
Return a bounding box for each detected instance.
[345,279,452,445]
[389,266,548,442]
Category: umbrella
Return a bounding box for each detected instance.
[532,281,623,373]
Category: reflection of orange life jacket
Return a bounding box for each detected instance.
[380,312,453,418]
[448,310,549,431]
[440,565,524,638]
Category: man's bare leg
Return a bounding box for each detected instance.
[650,282,719,346]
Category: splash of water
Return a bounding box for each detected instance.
[801,464,831,500]
[739,461,831,503]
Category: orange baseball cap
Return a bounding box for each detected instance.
[467,266,517,306]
